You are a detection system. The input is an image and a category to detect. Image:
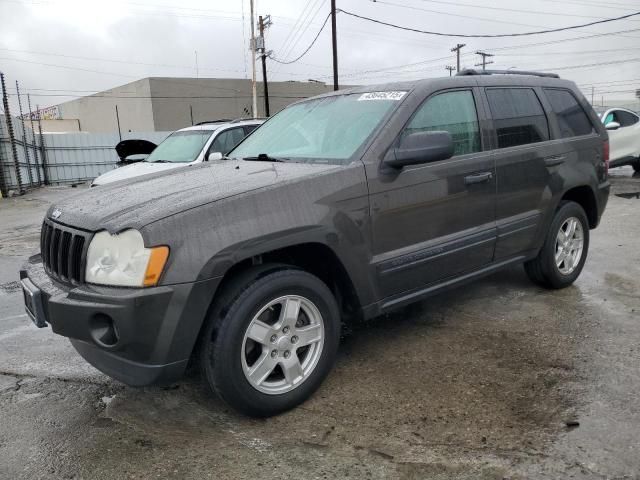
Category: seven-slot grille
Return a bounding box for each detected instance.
[40,219,89,284]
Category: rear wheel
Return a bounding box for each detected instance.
[200,267,340,417]
[524,201,590,289]
[633,159,640,173]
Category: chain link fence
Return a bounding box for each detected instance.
[0,114,169,196]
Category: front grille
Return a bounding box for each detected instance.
[40,219,89,284]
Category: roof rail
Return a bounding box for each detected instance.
[195,119,234,126]
[456,69,560,79]
[230,117,268,123]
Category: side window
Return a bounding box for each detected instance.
[603,112,615,125]
[485,88,549,149]
[403,90,481,156]
[544,89,594,138]
[243,125,259,135]
[616,110,639,127]
[209,127,246,154]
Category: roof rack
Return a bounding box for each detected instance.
[195,119,233,126]
[230,117,268,123]
[456,69,560,79]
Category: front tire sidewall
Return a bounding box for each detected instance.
[204,270,340,417]
[540,202,590,289]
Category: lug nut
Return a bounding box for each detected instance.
[283,326,290,334]
[284,350,291,359]
[270,334,278,343]
[271,350,278,358]
[291,335,298,344]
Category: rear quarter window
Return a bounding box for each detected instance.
[616,110,639,127]
[544,89,595,138]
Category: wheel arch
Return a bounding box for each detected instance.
[559,185,599,228]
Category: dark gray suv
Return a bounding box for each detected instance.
[21,70,610,417]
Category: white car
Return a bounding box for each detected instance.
[594,107,640,172]
[91,119,264,186]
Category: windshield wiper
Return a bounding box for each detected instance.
[243,153,288,163]
[148,159,172,163]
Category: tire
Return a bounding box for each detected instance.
[524,201,590,289]
[633,160,640,173]
[199,266,340,417]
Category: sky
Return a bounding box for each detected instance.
[1,0,640,114]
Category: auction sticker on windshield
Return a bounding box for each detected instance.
[358,91,407,101]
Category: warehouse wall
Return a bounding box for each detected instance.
[148,77,340,131]
[57,79,155,133]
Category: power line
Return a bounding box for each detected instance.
[539,57,640,72]
[280,0,327,62]
[371,0,572,30]
[276,0,317,57]
[487,28,640,52]
[337,8,640,38]
[412,0,640,21]
[270,12,332,64]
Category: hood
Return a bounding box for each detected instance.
[115,139,157,162]
[92,161,186,186]
[49,160,340,232]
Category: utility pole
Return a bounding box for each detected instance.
[591,86,595,105]
[475,51,494,71]
[258,15,272,117]
[445,66,456,76]
[451,43,465,73]
[331,0,339,91]
[249,0,258,118]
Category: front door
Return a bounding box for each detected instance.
[367,88,496,301]
[604,109,640,162]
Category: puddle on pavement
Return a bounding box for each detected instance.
[615,192,640,199]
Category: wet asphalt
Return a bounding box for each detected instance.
[0,169,639,480]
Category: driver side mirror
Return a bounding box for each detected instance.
[207,152,223,161]
[384,131,454,170]
[605,121,621,131]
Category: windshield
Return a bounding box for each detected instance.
[145,130,214,163]
[229,92,406,164]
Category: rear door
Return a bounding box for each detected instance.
[482,87,556,260]
[367,88,497,300]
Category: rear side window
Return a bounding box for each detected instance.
[210,127,246,154]
[404,90,481,156]
[544,89,594,138]
[244,124,259,135]
[486,88,549,149]
[616,110,639,127]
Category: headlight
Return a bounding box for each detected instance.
[85,229,169,287]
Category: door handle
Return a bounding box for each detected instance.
[464,172,493,185]
[544,155,566,167]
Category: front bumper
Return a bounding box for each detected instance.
[20,255,221,386]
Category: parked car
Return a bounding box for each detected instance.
[21,70,609,417]
[594,106,640,172]
[90,119,264,186]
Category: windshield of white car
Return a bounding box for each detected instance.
[145,130,214,163]
[229,92,406,164]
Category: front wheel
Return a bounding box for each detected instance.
[200,267,340,417]
[525,201,590,289]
